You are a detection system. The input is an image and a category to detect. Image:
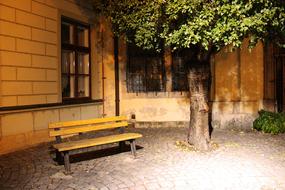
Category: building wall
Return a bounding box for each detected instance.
[212,41,264,129]
[119,43,190,123]
[103,36,265,129]
[0,0,59,106]
[101,37,191,124]
[0,0,103,155]
[0,104,102,154]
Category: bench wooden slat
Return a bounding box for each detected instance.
[49,116,127,129]
[53,133,142,152]
[49,121,128,137]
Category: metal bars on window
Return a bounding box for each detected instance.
[126,44,166,93]
[171,50,189,92]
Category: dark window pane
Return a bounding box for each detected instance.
[70,76,75,98]
[172,50,189,91]
[62,75,69,98]
[78,53,89,74]
[61,50,75,74]
[127,44,165,93]
[61,22,74,44]
[78,76,89,97]
[146,58,164,92]
[61,75,75,98]
[77,26,89,47]
[128,73,146,92]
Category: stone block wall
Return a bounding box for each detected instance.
[0,103,102,155]
[0,0,59,107]
[0,0,103,155]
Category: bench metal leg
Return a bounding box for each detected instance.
[63,151,71,174]
[55,150,63,164]
[130,140,136,158]
[119,141,126,152]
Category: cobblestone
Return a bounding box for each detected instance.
[0,127,285,189]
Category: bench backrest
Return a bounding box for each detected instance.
[49,116,128,137]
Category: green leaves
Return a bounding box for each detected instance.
[92,0,285,52]
[253,110,285,135]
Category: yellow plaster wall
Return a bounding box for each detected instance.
[212,41,264,129]
[214,46,240,101]
[0,103,103,155]
[0,0,104,155]
[101,21,116,117]
[240,41,264,102]
[0,129,53,155]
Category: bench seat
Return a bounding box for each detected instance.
[53,133,142,152]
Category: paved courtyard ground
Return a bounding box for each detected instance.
[0,127,285,190]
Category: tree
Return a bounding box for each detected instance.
[93,0,285,150]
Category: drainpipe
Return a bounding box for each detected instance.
[100,23,106,117]
[114,36,120,116]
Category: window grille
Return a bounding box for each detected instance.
[172,50,189,91]
[127,44,166,93]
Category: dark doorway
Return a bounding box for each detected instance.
[264,43,285,112]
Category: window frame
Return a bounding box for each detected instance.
[61,16,92,103]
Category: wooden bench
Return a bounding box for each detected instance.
[49,116,142,173]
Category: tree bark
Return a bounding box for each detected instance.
[187,61,210,151]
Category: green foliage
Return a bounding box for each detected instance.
[253,110,285,134]
[92,0,285,52]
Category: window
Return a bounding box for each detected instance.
[171,49,189,91]
[61,17,91,102]
[126,43,166,93]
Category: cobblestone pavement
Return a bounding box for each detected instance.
[1,127,285,190]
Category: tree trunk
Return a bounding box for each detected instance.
[187,61,211,151]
